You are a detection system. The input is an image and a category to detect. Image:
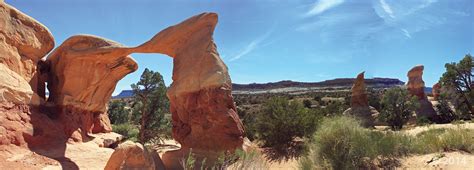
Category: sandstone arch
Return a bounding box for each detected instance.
[1,1,245,168]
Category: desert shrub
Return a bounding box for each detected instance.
[241,113,258,141]
[255,97,321,159]
[416,116,433,126]
[302,99,312,108]
[413,128,474,153]
[112,123,139,142]
[313,95,322,103]
[310,116,374,169]
[108,100,129,124]
[367,88,382,111]
[307,116,413,169]
[227,149,269,170]
[322,100,347,116]
[380,87,419,130]
[439,128,474,152]
[435,94,458,123]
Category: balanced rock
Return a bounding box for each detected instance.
[0,2,54,104]
[105,141,162,170]
[343,72,378,127]
[45,35,138,142]
[406,65,437,119]
[432,83,441,100]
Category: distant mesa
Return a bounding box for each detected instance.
[232,78,405,91]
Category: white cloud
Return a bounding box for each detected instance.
[229,30,273,62]
[305,0,345,17]
[401,28,411,38]
[380,0,395,18]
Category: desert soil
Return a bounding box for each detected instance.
[1,123,473,169]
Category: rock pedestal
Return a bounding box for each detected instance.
[406,65,437,120]
[343,72,380,127]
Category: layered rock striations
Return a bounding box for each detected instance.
[0,2,57,147]
[1,1,246,169]
[343,72,380,127]
[0,2,54,104]
[45,35,138,142]
[406,65,437,120]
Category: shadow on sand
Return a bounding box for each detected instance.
[23,106,80,170]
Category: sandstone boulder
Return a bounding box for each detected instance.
[45,35,138,142]
[406,65,437,119]
[0,2,54,104]
[104,141,159,170]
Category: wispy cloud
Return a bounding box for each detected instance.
[401,28,411,38]
[229,29,273,62]
[379,0,395,18]
[305,0,345,17]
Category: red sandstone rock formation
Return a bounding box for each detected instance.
[406,65,437,119]
[0,2,59,147]
[433,83,441,100]
[1,2,245,168]
[105,141,163,170]
[351,72,369,107]
[343,72,380,127]
[132,13,245,168]
[45,35,138,142]
[407,65,426,99]
[0,2,54,105]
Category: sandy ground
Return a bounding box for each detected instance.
[0,142,114,170]
[399,152,474,169]
[1,123,473,169]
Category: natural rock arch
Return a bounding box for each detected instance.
[1,1,245,168]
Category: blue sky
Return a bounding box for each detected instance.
[7,0,474,95]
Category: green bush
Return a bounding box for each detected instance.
[307,116,413,169]
[255,97,321,157]
[380,87,419,130]
[413,128,474,153]
[112,123,139,142]
[416,116,433,126]
[302,99,312,108]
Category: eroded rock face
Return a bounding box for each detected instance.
[351,72,369,107]
[407,65,426,99]
[343,72,378,127]
[0,64,33,104]
[406,65,437,119]
[46,35,138,142]
[152,13,244,152]
[0,2,54,104]
[104,141,157,170]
